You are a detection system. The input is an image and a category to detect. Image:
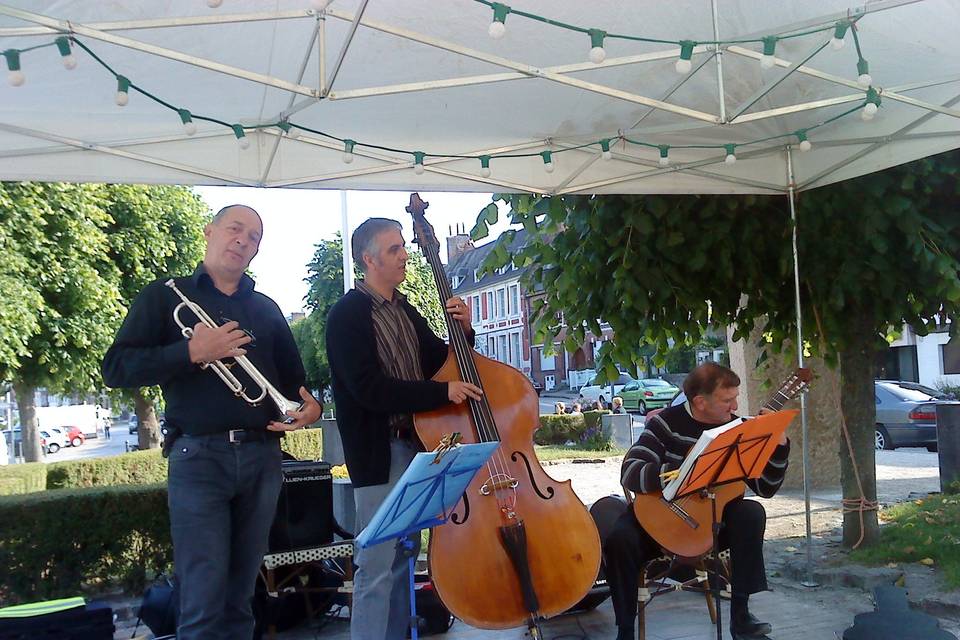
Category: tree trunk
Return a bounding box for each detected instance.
[134,389,161,450]
[13,381,42,462]
[838,327,880,548]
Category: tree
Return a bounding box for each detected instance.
[472,150,960,547]
[102,185,208,449]
[295,235,446,391]
[0,183,125,461]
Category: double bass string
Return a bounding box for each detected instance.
[424,244,516,511]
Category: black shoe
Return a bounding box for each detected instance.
[730,611,772,637]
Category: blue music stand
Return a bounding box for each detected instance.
[356,441,498,640]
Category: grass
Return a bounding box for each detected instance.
[849,491,960,588]
[533,444,626,461]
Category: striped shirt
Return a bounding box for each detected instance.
[621,402,790,498]
[356,280,424,434]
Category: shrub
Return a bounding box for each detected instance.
[0,462,47,496]
[582,409,610,432]
[0,484,171,605]
[280,427,323,461]
[535,414,586,445]
[46,449,167,490]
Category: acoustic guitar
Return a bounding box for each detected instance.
[631,368,812,558]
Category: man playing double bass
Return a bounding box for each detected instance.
[604,362,790,640]
[325,217,482,640]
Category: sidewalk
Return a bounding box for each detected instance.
[115,449,959,639]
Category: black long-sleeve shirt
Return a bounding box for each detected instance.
[102,265,305,435]
[621,402,790,498]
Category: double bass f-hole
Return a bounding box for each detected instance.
[511,450,556,500]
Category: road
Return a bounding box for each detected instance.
[41,424,139,463]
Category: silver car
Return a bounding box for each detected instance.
[874,380,938,451]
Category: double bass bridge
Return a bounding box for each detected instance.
[479,474,519,496]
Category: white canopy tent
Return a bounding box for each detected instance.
[0,0,957,194]
[2,0,959,577]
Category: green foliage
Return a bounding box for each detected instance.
[0,183,124,394]
[279,427,324,461]
[534,413,586,445]
[297,234,447,389]
[849,492,960,588]
[0,484,171,604]
[0,462,47,496]
[582,409,610,433]
[472,150,960,382]
[46,449,168,490]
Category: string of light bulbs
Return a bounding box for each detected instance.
[2,7,883,177]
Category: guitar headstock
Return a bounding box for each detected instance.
[779,367,813,401]
[406,193,440,257]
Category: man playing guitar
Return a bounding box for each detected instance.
[604,362,791,640]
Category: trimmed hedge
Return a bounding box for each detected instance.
[0,462,47,496]
[279,427,323,461]
[0,428,324,496]
[0,484,171,605]
[583,409,611,432]
[46,449,168,490]
[535,414,586,445]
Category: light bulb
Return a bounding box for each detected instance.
[861,102,878,120]
[7,70,24,87]
[61,54,77,70]
[481,167,492,178]
[184,121,197,136]
[414,162,425,175]
[725,153,737,164]
[858,73,872,88]
[831,21,849,51]
[115,90,128,106]
[238,136,250,150]
[830,36,845,50]
[544,161,554,173]
[589,46,606,64]
[489,20,506,39]
[799,139,812,152]
[286,125,300,139]
[760,54,775,69]
[55,38,76,70]
[342,151,354,164]
[659,155,670,167]
[675,58,692,74]
[601,149,612,161]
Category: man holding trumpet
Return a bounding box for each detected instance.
[103,204,322,640]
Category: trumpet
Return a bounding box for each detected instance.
[165,279,303,420]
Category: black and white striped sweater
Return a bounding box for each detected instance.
[621,403,790,497]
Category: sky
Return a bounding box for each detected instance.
[194,187,516,317]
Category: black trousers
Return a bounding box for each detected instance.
[604,497,767,627]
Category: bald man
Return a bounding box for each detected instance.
[104,205,322,640]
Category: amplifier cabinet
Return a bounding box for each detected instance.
[268,460,333,553]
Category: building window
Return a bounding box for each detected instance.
[508,284,519,316]
[943,340,960,374]
[485,291,493,320]
[540,348,556,371]
[471,295,480,324]
[488,336,496,358]
[495,288,506,319]
[497,334,508,364]
[473,268,480,283]
[510,332,521,367]
[451,275,463,289]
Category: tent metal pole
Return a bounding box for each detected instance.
[341,191,353,294]
[786,145,818,588]
[710,0,727,123]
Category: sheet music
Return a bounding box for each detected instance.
[662,417,744,501]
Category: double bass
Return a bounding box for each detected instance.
[408,194,601,634]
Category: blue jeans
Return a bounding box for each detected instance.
[167,434,283,640]
[351,439,420,640]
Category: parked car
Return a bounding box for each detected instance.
[579,372,637,406]
[619,378,681,414]
[128,415,138,435]
[39,428,67,454]
[57,426,85,447]
[875,380,939,451]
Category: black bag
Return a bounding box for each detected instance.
[0,601,114,640]
[138,575,179,638]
